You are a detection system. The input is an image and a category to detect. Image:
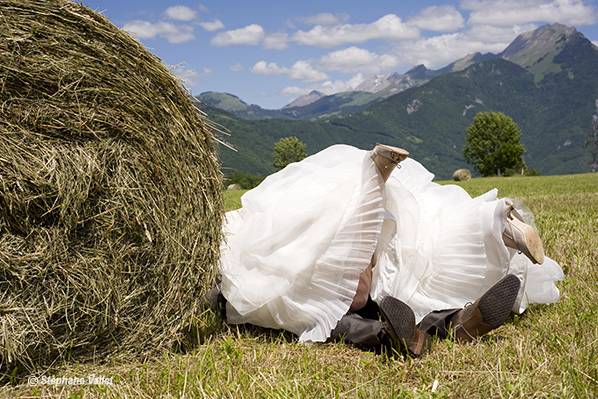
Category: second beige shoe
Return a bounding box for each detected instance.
[502,206,545,264]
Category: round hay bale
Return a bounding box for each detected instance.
[0,0,223,374]
[452,168,472,181]
[227,183,241,191]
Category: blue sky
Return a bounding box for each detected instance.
[83,0,598,109]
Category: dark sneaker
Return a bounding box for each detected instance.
[450,274,521,343]
[379,296,429,357]
[202,285,227,318]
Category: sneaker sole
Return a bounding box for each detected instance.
[478,274,521,328]
[379,296,416,351]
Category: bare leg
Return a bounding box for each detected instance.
[350,144,410,311]
[350,255,375,311]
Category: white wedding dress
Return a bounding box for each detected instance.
[219,145,563,342]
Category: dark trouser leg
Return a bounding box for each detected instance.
[329,313,385,351]
[417,308,461,339]
[329,296,386,351]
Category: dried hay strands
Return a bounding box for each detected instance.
[0,0,223,376]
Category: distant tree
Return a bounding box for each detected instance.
[226,170,265,189]
[273,136,307,170]
[464,112,525,176]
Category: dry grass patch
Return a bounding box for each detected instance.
[4,174,597,398]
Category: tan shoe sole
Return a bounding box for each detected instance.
[507,216,545,264]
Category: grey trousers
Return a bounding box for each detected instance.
[329,297,462,351]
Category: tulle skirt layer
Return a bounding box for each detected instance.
[220,145,385,342]
[220,145,564,340]
[370,158,564,322]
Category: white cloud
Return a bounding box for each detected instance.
[302,13,350,26]
[397,31,508,68]
[169,64,200,86]
[252,61,287,75]
[199,19,224,31]
[282,86,311,96]
[407,6,465,32]
[164,5,197,21]
[264,33,289,50]
[252,60,327,82]
[211,24,265,46]
[462,0,598,27]
[320,47,399,74]
[319,73,367,94]
[288,60,328,81]
[230,63,244,72]
[282,73,366,97]
[293,14,419,47]
[393,22,542,69]
[467,23,538,43]
[123,20,194,43]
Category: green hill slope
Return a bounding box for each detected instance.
[212,24,598,178]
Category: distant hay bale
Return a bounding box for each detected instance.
[453,169,472,181]
[0,0,223,374]
[227,184,241,190]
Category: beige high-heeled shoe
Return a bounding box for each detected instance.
[502,205,545,264]
[370,143,409,182]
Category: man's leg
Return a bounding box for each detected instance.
[418,274,521,343]
[329,312,387,352]
[331,296,428,356]
[418,308,461,339]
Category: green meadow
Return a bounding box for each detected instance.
[7,173,598,398]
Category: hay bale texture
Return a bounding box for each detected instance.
[0,0,223,373]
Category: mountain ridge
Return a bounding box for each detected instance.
[204,23,598,178]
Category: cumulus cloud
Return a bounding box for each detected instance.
[407,6,465,32]
[282,73,366,98]
[301,12,350,26]
[293,14,419,47]
[281,86,311,96]
[212,24,265,46]
[199,19,224,31]
[462,0,598,27]
[320,47,399,74]
[319,73,367,94]
[123,20,194,43]
[164,5,197,21]
[288,60,328,81]
[169,63,200,86]
[396,31,506,68]
[264,33,289,50]
[252,61,287,75]
[252,60,327,82]
[467,23,538,43]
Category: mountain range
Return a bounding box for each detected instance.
[199,23,598,178]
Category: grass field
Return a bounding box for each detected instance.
[6,174,598,398]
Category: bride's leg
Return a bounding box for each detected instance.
[350,143,409,311]
[349,255,374,311]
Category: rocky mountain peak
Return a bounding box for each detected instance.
[500,23,578,69]
[284,90,325,109]
[355,74,392,92]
